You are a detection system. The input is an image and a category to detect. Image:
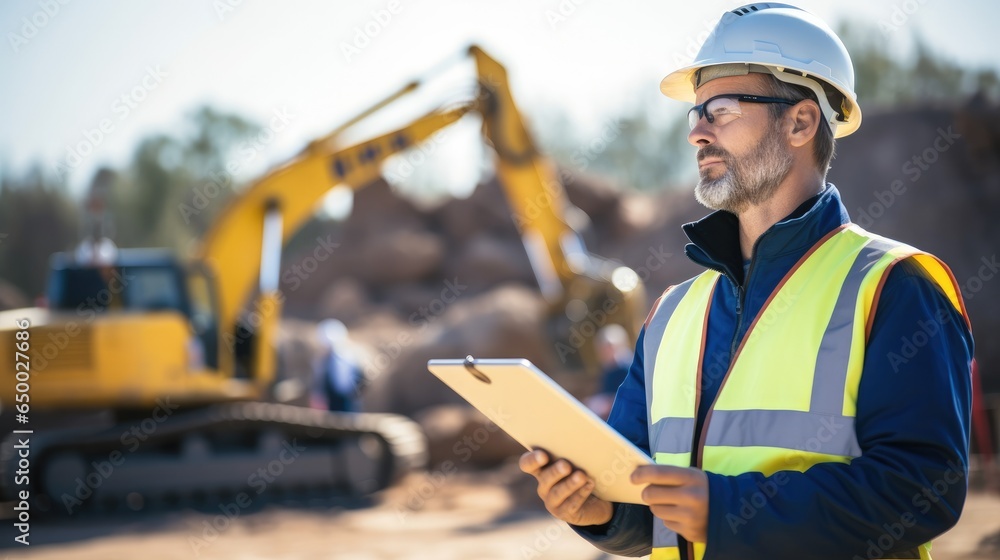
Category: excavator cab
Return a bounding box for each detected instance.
[48,249,184,313]
[46,249,221,371]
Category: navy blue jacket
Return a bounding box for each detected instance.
[573,185,974,559]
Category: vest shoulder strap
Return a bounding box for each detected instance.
[846,224,970,334]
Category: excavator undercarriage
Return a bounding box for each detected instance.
[2,403,426,514]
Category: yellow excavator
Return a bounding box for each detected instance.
[0,46,646,512]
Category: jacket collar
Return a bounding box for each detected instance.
[681,184,851,286]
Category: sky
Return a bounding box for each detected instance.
[1,0,999,200]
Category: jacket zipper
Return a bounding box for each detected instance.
[728,237,763,361]
[686,239,763,560]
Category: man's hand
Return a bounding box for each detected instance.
[519,449,614,527]
[632,465,709,543]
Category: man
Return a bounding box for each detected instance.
[313,318,362,412]
[520,4,974,559]
[585,324,634,419]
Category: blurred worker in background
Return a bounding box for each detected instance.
[585,324,633,420]
[521,4,974,559]
[313,319,362,412]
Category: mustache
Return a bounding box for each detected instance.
[697,146,730,162]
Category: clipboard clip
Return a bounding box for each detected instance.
[463,355,492,384]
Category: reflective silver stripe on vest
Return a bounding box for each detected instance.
[654,519,678,548]
[810,238,900,414]
[644,278,698,426]
[650,417,696,454]
[704,409,862,457]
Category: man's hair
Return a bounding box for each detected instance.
[762,75,836,178]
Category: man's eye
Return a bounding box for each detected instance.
[710,104,736,116]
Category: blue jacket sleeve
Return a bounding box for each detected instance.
[703,259,974,560]
[571,327,655,557]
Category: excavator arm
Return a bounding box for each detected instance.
[197,101,476,381]
[197,45,644,382]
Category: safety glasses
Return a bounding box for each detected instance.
[688,94,800,130]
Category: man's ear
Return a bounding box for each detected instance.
[787,100,822,149]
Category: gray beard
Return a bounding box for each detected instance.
[694,123,794,214]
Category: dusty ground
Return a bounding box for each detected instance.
[0,463,997,559]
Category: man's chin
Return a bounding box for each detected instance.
[694,181,731,212]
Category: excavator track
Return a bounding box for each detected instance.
[1,403,427,515]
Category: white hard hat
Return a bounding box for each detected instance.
[660,3,861,138]
[317,318,348,347]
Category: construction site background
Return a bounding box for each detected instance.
[1,12,1000,560]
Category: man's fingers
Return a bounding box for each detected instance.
[658,515,689,538]
[519,449,550,476]
[536,459,574,497]
[547,470,589,509]
[554,478,596,518]
[631,464,695,486]
[641,484,697,507]
[650,503,686,523]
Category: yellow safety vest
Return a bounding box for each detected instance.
[643,224,968,560]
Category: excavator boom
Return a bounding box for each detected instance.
[199,45,644,384]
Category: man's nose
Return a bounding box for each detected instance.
[688,117,715,147]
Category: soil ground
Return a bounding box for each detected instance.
[0,464,997,559]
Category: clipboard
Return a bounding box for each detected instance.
[427,356,653,504]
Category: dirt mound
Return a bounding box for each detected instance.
[358,284,556,417]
